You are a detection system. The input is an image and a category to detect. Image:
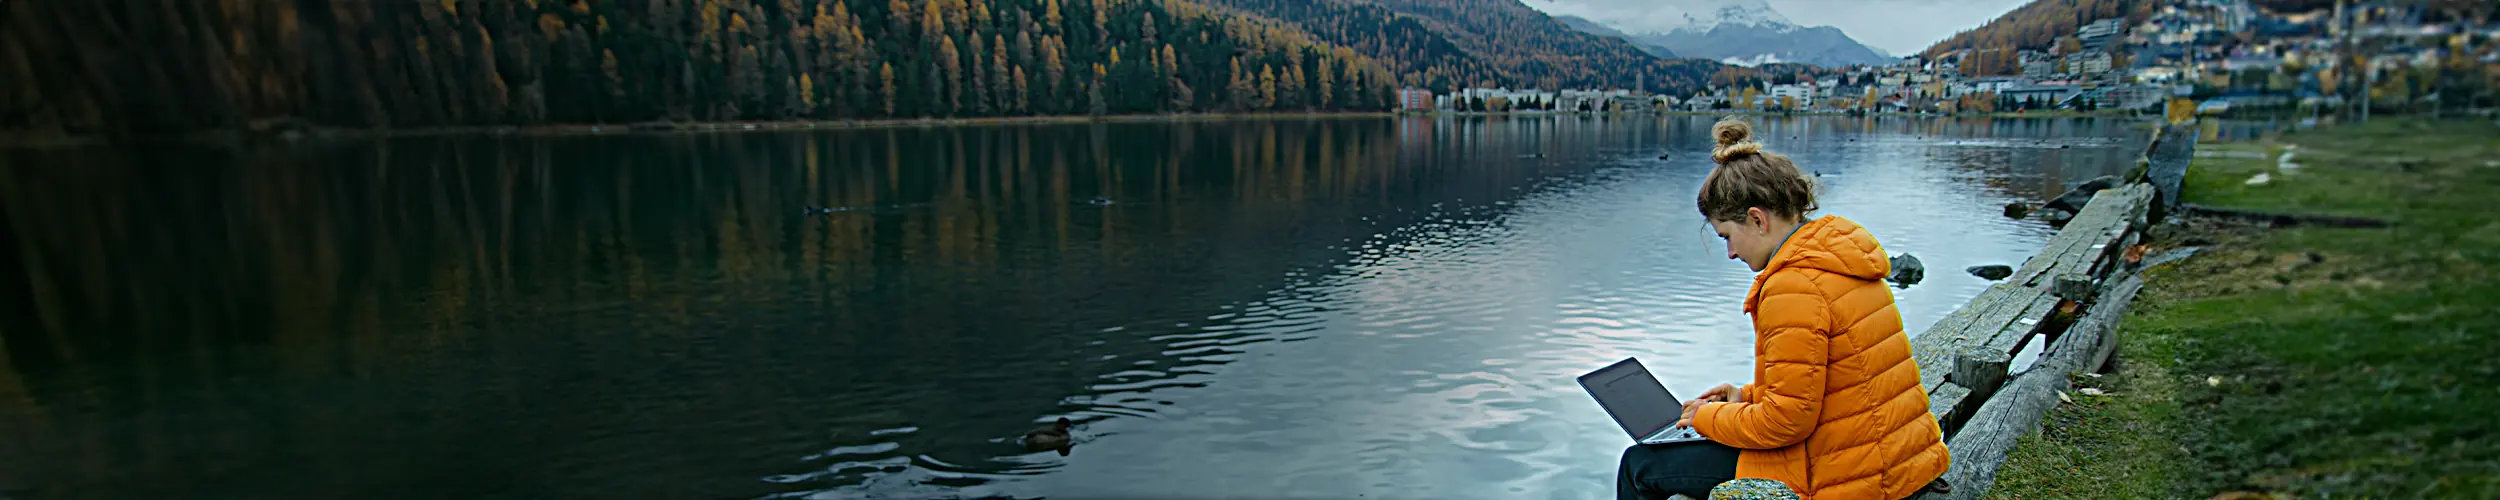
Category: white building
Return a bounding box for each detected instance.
[1947,82,1978,98]
[1685,95,1722,111]
[2078,18,2125,49]
[1556,89,1633,111]
[1451,87,1556,110]
[1768,83,1816,104]
[1971,78,2023,94]
[2067,51,2114,75]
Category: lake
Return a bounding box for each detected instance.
[0,115,2149,499]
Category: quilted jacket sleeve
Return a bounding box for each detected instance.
[1693,276,1830,450]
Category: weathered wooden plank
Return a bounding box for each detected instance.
[1970,287,2062,359]
[1933,274,2146,500]
[1911,284,2038,391]
[1927,381,1973,439]
[2012,185,2149,286]
[2017,224,2124,287]
[1971,290,2065,378]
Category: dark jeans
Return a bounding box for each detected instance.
[1616,441,1740,500]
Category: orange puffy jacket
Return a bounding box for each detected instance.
[1692,215,1950,499]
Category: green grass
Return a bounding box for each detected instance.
[1990,118,2500,499]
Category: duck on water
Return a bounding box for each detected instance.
[1024,418,1074,456]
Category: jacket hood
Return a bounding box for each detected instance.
[1746,215,1890,311]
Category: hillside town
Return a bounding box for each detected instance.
[1404,0,2499,117]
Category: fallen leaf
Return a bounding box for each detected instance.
[2083,372,2105,378]
[2079,388,2108,396]
[2058,391,2074,404]
[2212,492,2278,500]
[2207,376,2224,387]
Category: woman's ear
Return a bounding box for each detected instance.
[1748,207,1771,234]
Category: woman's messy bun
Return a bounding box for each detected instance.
[1711,118,1763,163]
[1697,117,1817,222]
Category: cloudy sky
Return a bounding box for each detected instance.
[1768,0,2031,55]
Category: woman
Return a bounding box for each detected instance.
[1616,119,1950,500]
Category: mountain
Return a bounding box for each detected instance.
[1526,0,1894,68]
[1640,23,1892,68]
[1552,15,1677,58]
[0,0,1846,136]
[1203,0,1735,93]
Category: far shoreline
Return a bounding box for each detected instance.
[0,108,2163,149]
[0,111,1401,149]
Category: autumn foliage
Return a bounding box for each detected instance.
[1920,0,2154,76]
[0,0,1403,136]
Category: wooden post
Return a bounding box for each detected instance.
[2052,273,2096,302]
[1947,346,2013,436]
[1952,347,2013,392]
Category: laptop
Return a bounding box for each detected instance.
[1578,357,1711,445]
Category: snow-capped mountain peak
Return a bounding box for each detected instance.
[1533,0,1895,68]
[1683,0,1792,33]
[1531,0,1792,36]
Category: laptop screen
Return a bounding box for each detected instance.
[1578,358,1680,441]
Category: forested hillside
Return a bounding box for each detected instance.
[0,0,1880,138]
[1919,0,2154,75]
[1192,0,1502,92]
[0,0,1402,136]
[1206,0,1729,94]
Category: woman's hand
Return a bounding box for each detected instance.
[1676,398,1705,429]
[1675,383,1744,428]
[1704,383,1745,404]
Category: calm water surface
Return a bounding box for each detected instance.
[0,116,2147,499]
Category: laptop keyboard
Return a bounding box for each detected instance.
[1653,426,1703,442]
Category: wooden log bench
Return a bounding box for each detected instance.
[1900,182,2157,498]
[1911,183,2152,439]
[1910,183,2149,438]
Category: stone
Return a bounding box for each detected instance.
[1888,254,1926,288]
[1709,478,1800,500]
[2004,202,2033,219]
[1967,265,2014,281]
[2045,175,2121,214]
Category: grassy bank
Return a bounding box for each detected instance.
[1991,118,2500,498]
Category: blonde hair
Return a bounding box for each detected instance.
[1697,118,1817,223]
